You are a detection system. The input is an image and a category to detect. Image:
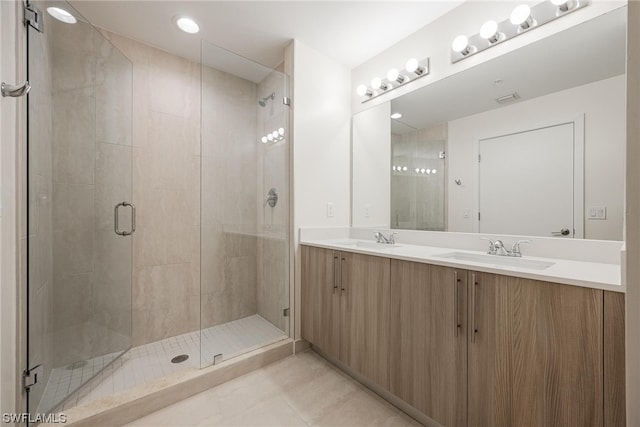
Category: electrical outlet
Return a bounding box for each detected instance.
[327,202,334,218]
[364,204,371,218]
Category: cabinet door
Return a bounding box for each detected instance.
[301,245,340,359]
[339,251,391,389]
[389,260,468,427]
[468,272,603,427]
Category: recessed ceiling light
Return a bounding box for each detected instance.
[47,7,77,24]
[176,17,199,34]
[391,113,402,119]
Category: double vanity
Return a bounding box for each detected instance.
[300,230,624,427]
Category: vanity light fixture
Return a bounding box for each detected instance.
[390,113,402,119]
[450,0,586,63]
[451,35,475,56]
[356,58,430,103]
[510,5,536,31]
[47,7,77,24]
[260,128,285,144]
[176,17,200,34]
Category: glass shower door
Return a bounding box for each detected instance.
[26,0,133,414]
[200,40,290,368]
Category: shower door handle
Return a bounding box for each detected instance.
[114,202,136,236]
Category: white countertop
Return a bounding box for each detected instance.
[301,238,623,293]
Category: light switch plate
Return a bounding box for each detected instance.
[364,204,371,218]
[588,206,607,220]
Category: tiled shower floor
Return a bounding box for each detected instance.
[38,315,287,413]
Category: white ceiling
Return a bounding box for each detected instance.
[68,1,463,70]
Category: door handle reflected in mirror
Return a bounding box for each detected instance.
[551,228,571,236]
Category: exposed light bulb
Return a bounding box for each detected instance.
[278,127,285,136]
[432,169,437,174]
[480,20,503,44]
[47,7,77,24]
[387,68,407,84]
[551,0,572,12]
[426,169,432,174]
[371,77,382,90]
[267,134,274,141]
[390,113,402,119]
[392,166,397,171]
[356,84,372,97]
[261,136,268,143]
[272,131,279,139]
[405,58,419,73]
[420,168,426,174]
[176,17,200,34]
[510,5,535,30]
[452,35,475,56]
[402,166,408,172]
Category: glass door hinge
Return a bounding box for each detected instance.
[23,364,43,392]
[24,4,44,33]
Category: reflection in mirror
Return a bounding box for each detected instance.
[352,6,626,241]
[391,120,446,231]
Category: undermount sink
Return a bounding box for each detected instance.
[334,240,401,249]
[435,251,555,270]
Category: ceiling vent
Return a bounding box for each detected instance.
[495,92,521,104]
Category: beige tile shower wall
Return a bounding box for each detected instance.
[256,70,288,333]
[101,31,201,347]
[201,65,259,330]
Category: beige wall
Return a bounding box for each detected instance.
[626,3,640,424]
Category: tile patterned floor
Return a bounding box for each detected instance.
[38,315,287,413]
[124,351,421,427]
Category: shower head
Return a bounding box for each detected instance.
[259,92,275,107]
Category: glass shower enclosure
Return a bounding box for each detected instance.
[26,0,133,414]
[199,41,290,368]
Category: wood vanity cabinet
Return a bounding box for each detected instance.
[301,245,391,389]
[389,260,468,427]
[302,246,625,427]
[467,272,605,427]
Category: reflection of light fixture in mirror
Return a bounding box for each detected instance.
[551,0,575,13]
[405,58,427,76]
[420,168,426,174]
[415,168,420,173]
[432,169,437,174]
[480,20,504,44]
[278,127,285,136]
[261,136,268,144]
[392,166,396,171]
[387,68,407,84]
[356,84,373,98]
[371,77,389,91]
[47,7,77,24]
[510,5,535,31]
[452,35,475,56]
[390,113,402,119]
[176,17,200,34]
[402,166,408,172]
[267,133,274,141]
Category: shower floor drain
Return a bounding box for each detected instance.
[171,354,189,364]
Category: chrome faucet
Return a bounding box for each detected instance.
[374,231,397,244]
[481,237,531,257]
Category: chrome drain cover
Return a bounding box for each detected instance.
[171,354,189,364]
